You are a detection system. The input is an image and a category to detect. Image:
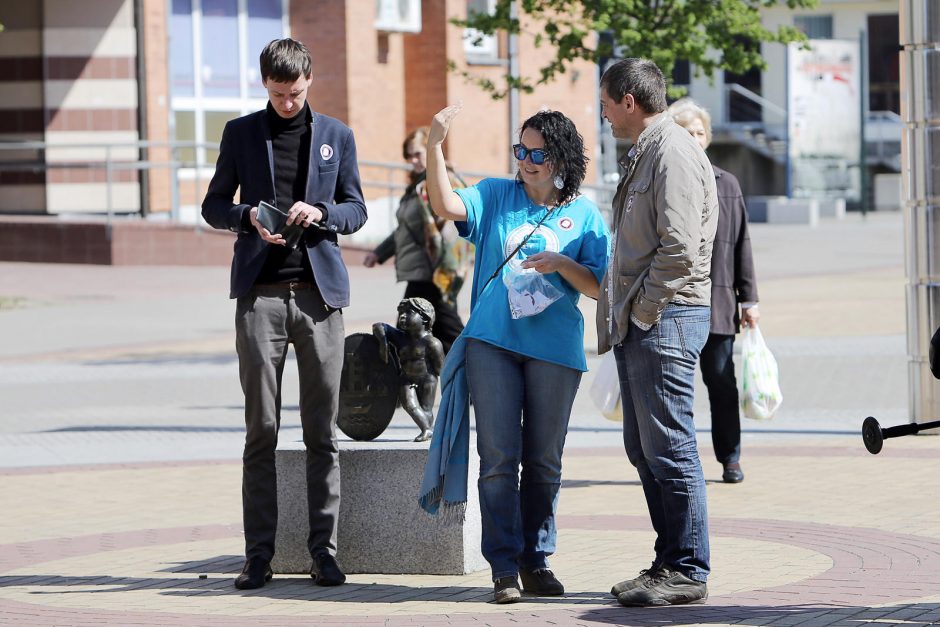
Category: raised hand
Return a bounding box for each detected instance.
[429,102,464,147]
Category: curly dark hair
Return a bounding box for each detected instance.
[518,110,588,207]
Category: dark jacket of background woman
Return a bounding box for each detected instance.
[709,165,758,335]
[372,173,437,282]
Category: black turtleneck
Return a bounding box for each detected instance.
[255,101,315,285]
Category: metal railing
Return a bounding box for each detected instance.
[717,84,902,172]
[0,139,619,232]
[0,139,216,228]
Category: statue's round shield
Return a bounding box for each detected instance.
[338,333,400,441]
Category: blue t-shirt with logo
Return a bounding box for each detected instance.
[455,178,610,371]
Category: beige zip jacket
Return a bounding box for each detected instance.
[597,114,718,354]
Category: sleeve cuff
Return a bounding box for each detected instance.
[630,313,653,331]
[238,205,253,232]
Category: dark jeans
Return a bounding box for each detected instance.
[403,280,464,354]
[465,338,582,580]
[699,333,741,465]
[613,304,711,582]
[235,283,344,563]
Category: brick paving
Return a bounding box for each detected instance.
[1,436,938,626]
[2,213,939,625]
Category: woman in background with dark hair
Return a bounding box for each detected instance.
[424,104,610,604]
[364,127,468,353]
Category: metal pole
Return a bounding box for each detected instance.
[508,0,520,170]
[784,45,792,198]
[105,145,114,240]
[901,0,940,427]
[171,145,181,222]
[133,0,149,217]
[194,149,202,231]
[859,29,868,216]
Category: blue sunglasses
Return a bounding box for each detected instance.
[512,143,547,165]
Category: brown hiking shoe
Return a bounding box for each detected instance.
[616,566,707,607]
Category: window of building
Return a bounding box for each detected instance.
[464,0,499,64]
[794,15,834,40]
[169,0,287,166]
[671,60,690,89]
[724,37,763,122]
[868,13,900,114]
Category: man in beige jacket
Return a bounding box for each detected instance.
[597,58,718,608]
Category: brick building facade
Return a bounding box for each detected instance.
[0,0,600,217]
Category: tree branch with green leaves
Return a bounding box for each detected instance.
[455,0,816,99]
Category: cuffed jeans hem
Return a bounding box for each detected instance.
[518,558,550,571]
[491,568,519,581]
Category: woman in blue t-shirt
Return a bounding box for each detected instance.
[426,104,610,604]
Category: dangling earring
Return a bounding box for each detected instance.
[553,174,564,190]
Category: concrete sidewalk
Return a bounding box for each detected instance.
[1,211,938,626]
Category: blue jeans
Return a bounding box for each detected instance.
[613,304,711,582]
[465,338,582,580]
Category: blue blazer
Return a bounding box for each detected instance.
[202,108,367,307]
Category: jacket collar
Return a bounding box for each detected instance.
[618,111,670,170]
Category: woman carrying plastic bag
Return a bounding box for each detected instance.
[739,325,783,421]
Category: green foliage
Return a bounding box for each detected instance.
[456,0,817,98]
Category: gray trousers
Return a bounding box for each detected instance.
[235,283,344,562]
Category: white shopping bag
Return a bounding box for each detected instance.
[739,325,783,421]
[590,350,623,422]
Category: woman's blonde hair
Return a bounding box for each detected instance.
[667,98,712,147]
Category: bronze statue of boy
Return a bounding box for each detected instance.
[373,297,445,442]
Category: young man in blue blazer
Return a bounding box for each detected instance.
[202,38,367,590]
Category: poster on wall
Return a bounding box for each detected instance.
[787,40,861,201]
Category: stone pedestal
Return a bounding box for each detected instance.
[272,439,486,575]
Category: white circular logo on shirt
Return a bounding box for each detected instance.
[320,144,334,160]
[504,223,560,273]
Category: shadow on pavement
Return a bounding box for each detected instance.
[575,602,940,626]
[44,425,249,433]
[562,478,642,488]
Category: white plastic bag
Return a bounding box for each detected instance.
[590,350,623,422]
[504,267,563,319]
[739,325,783,421]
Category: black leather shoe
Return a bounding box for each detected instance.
[520,568,565,595]
[234,558,272,590]
[310,552,346,586]
[722,462,745,483]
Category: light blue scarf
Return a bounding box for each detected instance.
[418,335,470,519]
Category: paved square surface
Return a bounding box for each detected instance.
[2,212,938,626]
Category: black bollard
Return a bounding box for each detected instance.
[862,416,940,454]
